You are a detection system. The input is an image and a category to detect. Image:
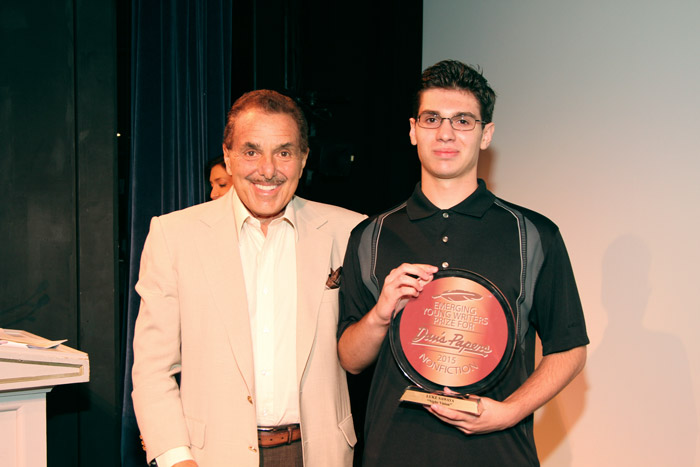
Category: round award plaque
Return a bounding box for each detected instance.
[390,268,516,395]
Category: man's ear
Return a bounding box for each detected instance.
[222,144,233,176]
[298,149,309,178]
[480,122,495,150]
[409,118,418,146]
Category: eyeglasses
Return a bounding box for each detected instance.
[415,112,486,131]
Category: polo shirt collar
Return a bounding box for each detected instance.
[406,179,496,220]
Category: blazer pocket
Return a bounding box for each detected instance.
[338,413,357,447]
[185,416,206,449]
[321,288,340,303]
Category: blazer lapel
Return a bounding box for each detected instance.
[195,193,255,395]
[294,199,333,385]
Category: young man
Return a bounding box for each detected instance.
[338,60,588,466]
[132,90,364,466]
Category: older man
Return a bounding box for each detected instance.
[133,90,364,466]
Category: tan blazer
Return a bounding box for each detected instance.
[132,189,365,466]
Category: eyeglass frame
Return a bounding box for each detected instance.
[414,111,488,131]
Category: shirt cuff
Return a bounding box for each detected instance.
[155,446,195,467]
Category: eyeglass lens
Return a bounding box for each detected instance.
[417,113,477,131]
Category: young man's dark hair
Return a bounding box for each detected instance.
[414,59,497,124]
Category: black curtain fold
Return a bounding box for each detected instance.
[121,1,232,465]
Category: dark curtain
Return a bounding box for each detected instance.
[121,1,232,465]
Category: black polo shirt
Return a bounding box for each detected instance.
[338,180,588,467]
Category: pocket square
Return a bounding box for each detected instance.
[326,267,342,289]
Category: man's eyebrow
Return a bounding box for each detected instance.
[420,109,478,118]
[274,142,297,152]
[241,142,262,151]
[452,111,478,118]
[241,142,297,151]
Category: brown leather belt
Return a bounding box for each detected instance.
[257,424,301,448]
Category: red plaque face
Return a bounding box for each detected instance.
[390,269,516,394]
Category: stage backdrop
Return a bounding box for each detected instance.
[423,0,700,465]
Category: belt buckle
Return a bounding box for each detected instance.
[258,424,298,447]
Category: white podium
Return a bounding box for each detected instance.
[0,330,90,467]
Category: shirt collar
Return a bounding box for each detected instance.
[406,179,496,220]
[231,190,298,239]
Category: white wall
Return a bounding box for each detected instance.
[424,1,700,465]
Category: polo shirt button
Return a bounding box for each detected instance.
[247,395,253,404]
[442,236,448,243]
[441,262,449,269]
[442,212,449,219]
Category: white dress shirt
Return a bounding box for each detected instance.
[234,191,300,426]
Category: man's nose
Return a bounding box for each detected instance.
[437,118,456,141]
[256,153,276,178]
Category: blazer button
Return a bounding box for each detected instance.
[247,395,253,404]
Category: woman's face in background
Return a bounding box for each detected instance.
[209,163,234,200]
